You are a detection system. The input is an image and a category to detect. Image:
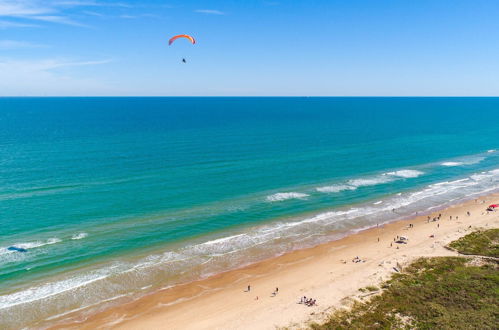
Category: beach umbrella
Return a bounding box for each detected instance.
[488,204,498,208]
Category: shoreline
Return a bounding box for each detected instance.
[50,192,499,329]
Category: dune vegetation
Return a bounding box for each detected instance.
[311,229,499,330]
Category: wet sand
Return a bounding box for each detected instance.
[52,193,499,330]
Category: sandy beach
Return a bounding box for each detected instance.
[52,193,499,330]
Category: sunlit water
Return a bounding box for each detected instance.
[1,97,498,328]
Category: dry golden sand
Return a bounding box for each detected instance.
[52,193,499,330]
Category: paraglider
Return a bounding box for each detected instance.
[168,34,196,45]
[169,34,195,63]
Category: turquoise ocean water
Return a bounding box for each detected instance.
[1,97,498,328]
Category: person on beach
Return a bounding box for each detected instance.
[247,285,251,292]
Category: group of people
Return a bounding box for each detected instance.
[427,211,470,223]
[352,256,364,263]
[246,285,280,299]
[427,213,442,223]
[299,296,316,306]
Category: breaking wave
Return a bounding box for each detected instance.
[71,233,88,240]
[266,192,309,202]
[440,156,485,167]
[316,169,424,193]
[316,185,356,193]
[386,170,424,178]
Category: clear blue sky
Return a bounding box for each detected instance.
[1,0,499,96]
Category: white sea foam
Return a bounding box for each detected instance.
[386,170,424,178]
[315,185,356,193]
[47,238,61,245]
[373,201,383,205]
[487,149,496,153]
[441,162,463,167]
[441,156,485,167]
[71,233,88,240]
[348,176,394,187]
[316,169,423,194]
[0,273,108,309]
[266,192,309,202]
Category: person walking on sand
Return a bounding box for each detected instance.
[247,285,251,292]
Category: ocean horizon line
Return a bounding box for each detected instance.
[2,96,499,98]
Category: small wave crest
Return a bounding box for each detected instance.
[386,170,424,178]
[266,192,309,202]
[71,233,88,240]
[315,185,355,193]
[441,162,462,167]
[348,176,394,187]
[316,169,424,194]
[441,156,485,167]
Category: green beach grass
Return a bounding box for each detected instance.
[311,229,499,330]
[448,228,499,258]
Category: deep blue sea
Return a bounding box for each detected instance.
[1,97,498,328]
